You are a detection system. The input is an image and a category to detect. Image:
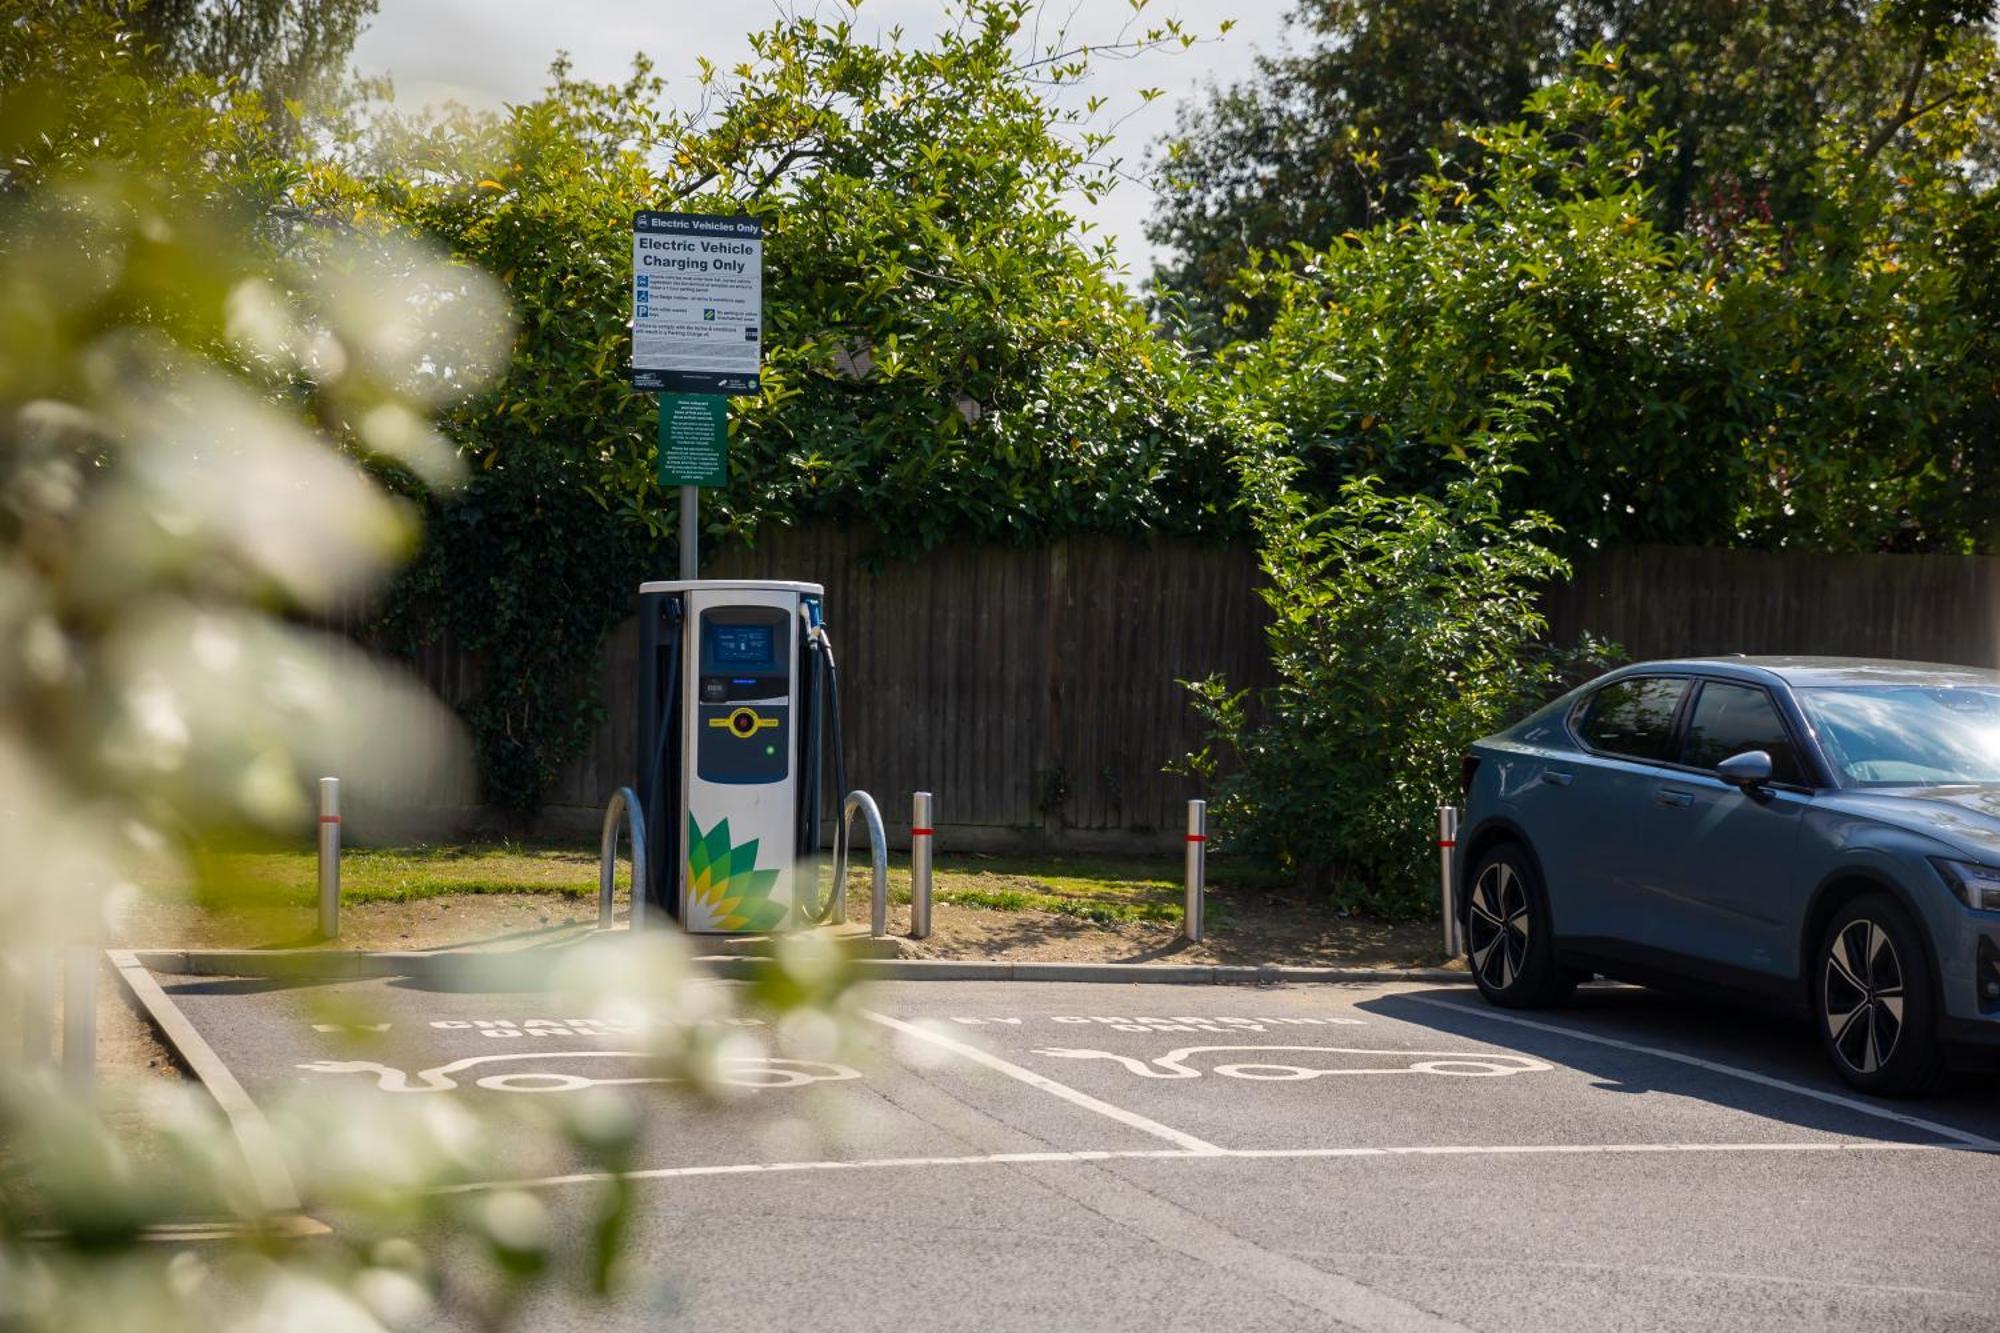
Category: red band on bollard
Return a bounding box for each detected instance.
[1436,838,1455,848]
[319,815,342,824]
[911,827,933,836]
[1185,834,1207,843]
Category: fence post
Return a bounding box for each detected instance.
[1184,799,1206,943]
[317,777,341,941]
[1438,805,1460,958]
[909,791,933,940]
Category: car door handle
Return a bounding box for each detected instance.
[1654,787,1694,808]
[1540,770,1573,787]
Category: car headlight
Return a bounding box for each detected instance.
[1931,858,2000,912]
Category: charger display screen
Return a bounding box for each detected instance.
[709,624,774,667]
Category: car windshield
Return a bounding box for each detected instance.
[1798,685,2000,787]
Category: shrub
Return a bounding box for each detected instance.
[1182,389,1613,917]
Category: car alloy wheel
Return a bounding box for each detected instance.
[1468,861,1531,992]
[1822,917,1904,1077]
[1813,893,1949,1097]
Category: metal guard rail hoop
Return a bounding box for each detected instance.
[826,790,888,936]
[600,786,650,929]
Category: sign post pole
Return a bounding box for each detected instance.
[679,484,697,579]
[655,391,729,577]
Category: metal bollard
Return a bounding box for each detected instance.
[1438,805,1461,958]
[909,791,934,940]
[317,777,341,940]
[1184,799,1206,943]
[62,946,94,1091]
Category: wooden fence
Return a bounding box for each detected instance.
[428,529,1274,849]
[1544,545,2000,668]
[368,537,2000,848]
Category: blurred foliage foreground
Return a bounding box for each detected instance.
[0,6,853,1329]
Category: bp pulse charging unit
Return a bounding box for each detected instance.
[634,580,843,932]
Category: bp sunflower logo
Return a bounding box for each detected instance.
[685,815,786,932]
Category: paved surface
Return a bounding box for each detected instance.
[160,975,2000,1332]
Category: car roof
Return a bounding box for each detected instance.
[1635,655,2000,687]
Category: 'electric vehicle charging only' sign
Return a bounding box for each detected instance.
[629,211,762,395]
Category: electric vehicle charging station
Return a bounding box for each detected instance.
[633,579,844,933]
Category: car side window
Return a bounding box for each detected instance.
[1682,681,1804,785]
[1574,676,1688,762]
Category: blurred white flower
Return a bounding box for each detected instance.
[229,1265,385,1333]
[317,234,512,410]
[353,1266,433,1329]
[476,1191,549,1254]
[224,279,304,369]
[94,606,471,829]
[104,361,411,610]
[356,401,462,489]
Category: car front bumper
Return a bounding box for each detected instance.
[1937,913,2000,1058]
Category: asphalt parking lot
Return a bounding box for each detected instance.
[156,974,2000,1333]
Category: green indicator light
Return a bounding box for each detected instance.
[764,744,776,756]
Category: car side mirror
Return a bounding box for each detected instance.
[1716,750,1773,789]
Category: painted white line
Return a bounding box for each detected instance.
[1308,1248,1988,1306]
[106,949,304,1213]
[1225,1140,1945,1159]
[1032,1044,1552,1080]
[860,1007,1224,1154]
[427,1148,1190,1194]
[1402,994,2000,1152]
[425,1138,1943,1196]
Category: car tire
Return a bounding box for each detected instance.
[1814,893,1949,1097]
[1465,844,1576,1009]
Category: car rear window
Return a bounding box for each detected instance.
[1574,676,1688,762]
[1682,681,1803,784]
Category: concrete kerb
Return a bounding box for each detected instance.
[707,959,1468,984]
[105,950,303,1216]
[122,948,1470,987]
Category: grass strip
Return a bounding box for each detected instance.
[159,843,1252,922]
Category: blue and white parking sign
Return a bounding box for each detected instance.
[629,212,762,396]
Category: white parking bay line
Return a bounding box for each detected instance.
[860,1008,1224,1154]
[428,1139,1944,1196]
[1403,995,2000,1152]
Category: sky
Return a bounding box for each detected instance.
[349,1,1293,283]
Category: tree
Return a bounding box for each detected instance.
[1226,46,2000,555]
[121,0,378,123]
[1711,72,2000,553]
[1225,64,1737,548]
[1148,0,1578,336]
[1150,0,2000,336]
[334,0,1246,813]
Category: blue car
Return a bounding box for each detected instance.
[1459,657,2000,1095]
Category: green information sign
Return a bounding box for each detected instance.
[656,393,727,487]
